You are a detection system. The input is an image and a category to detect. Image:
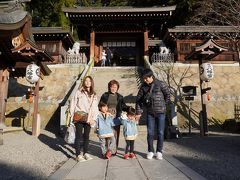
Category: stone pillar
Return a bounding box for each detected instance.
[0,69,9,124]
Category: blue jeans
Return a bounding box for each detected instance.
[147,113,165,153]
[101,59,106,66]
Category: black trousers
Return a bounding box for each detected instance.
[75,122,91,156]
[113,125,120,151]
[125,140,135,154]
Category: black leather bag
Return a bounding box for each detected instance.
[143,83,154,107]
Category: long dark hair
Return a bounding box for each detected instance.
[81,75,96,96]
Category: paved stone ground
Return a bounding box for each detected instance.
[49,133,202,180]
[1,128,240,180]
[164,130,240,180]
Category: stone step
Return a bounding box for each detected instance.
[91,66,141,105]
[2,126,23,133]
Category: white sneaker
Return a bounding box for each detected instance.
[76,155,86,162]
[147,152,154,160]
[84,153,93,161]
[156,152,163,160]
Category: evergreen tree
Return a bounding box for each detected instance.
[76,0,102,6]
[109,0,129,6]
[26,0,76,28]
[168,0,199,25]
[25,0,201,30]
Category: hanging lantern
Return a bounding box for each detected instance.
[26,64,40,84]
[200,63,214,81]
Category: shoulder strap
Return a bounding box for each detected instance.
[149,83,154,95]
[87,94,95,122]
[90,94,94,107]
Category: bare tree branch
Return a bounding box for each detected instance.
[187,0,240,63]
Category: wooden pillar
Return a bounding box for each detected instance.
[199,59,208,136]
[90,30,95,61]
[0,69,9,124]
[143,30,149,61]
[32,79,40,136]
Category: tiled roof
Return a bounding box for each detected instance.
[63,5,176,13]
[32,27,71,34]
[32,27,75,47]
[168,26,240,33]
[0,10,27,24]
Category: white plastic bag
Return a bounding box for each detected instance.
[64,124,76,144]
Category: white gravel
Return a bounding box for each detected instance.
[0,130,73,180]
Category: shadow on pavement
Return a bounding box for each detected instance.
[0,162,43,180]
[38,133,74,158]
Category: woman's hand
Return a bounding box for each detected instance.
[89,119,96,126]
[135,115,141,121]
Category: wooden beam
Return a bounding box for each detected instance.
[20,52,35,56]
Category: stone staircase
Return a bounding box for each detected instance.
[91,66,141,107]
[90,66,147,133]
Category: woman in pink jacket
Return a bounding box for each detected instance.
[70,76,99,162]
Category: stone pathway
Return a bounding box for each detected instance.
[49,134,205,180]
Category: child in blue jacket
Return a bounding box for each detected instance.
[95,101,116,159]
[120,107,138,159]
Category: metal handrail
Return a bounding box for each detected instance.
[143,56,158,78]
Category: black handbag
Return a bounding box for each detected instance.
[143,83,154,106]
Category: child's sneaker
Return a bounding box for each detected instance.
[102,154,106,159]
[129,153,136,159]
[124,153,129,160]
[84,153,93,161]
[76,155,86,162]
[105,150,112,160]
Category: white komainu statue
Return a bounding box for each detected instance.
[67,42,80,55]
[160,46,170,54]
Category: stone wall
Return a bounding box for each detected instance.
[153,63,240,128]
[6,64,85,129]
